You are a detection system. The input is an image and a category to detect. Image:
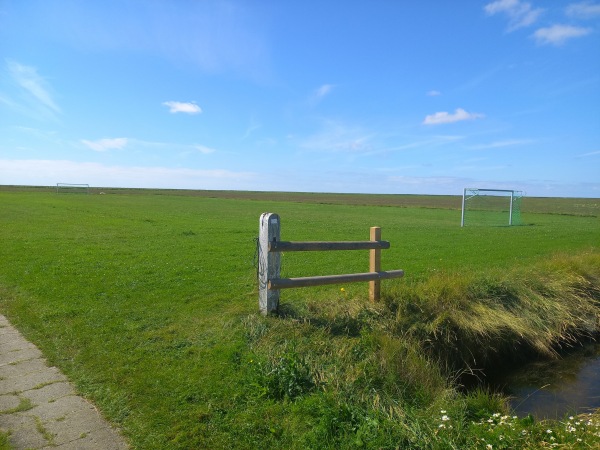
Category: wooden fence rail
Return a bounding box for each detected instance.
[258,213,404,315]
[269,240,391,252]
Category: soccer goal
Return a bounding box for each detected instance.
[56,183,90,194]
[461,188,523,227]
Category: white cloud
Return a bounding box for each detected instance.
[566,2,600,18]
[162,101,202,114]
[427,90,442,97]
[484,0,544,31]
[81,138,128,152]
[423,108,484,125]
[533,24,592,45]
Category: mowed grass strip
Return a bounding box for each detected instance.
[0,190,598,448]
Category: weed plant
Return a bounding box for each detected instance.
[0,189,598,448]
[0,432,10,450]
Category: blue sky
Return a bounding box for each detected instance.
[1,0,599,197]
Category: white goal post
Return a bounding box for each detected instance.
[56,183,90,194]
[461,188,523,227]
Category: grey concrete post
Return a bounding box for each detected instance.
[259,213,280,314]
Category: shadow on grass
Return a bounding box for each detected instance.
[276,302,366,338]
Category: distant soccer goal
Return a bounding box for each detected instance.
[461,188,523,227]
[56,183,90,194]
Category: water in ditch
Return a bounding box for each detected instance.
[491,342,600,419]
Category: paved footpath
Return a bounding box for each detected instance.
[0,315,129,449]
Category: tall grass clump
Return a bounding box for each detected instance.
[239,250,600,448]
[239,249,600,448]
[388,250,600,375]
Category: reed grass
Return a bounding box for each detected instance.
[388,250,600,373]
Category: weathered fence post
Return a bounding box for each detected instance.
[369,226,381,302]
[259,213,281,315]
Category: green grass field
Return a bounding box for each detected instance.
[0,188,599,449]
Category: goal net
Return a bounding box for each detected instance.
[56,183,90,194]
[461,188,523,227]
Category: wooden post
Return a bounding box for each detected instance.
[259,213,281,315]
[369,226,381,302]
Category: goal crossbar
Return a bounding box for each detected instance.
[461,188,523,227]
[56,183,90,194]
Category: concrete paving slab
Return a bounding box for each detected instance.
[0,356,49,376]
[45,425,129,450]
[41,406,111,446]
[0,365,67,394]
[5,416,48,449]
[0,338,37,353]
[0,331,22,345]
[21,381,76,404]
[0,314,129,449]
[0,346,43,366]
[0,394,21,412]
[29,394,92,422]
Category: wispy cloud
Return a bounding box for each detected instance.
[194,145,216,154]
[577,150,600,157]
[469,139,535,149]
[81,138,128,152]
[81,137,219,156]
[361,135,464,157]
[455,163,510,172]
[3,60,61,120]
[0,159,257,190]
[162,101,202,114]
[315,84,333,98]
[533,24,593,45]
[484,0,544,31]
[299,120,374,153]
[309,84,335,105]
[426,90,442,97]
[566,2,600,18]
[423,108,484,125]
[30,2,271,81]
[242,117,261,140]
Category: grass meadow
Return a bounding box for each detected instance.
[0,187,599,449]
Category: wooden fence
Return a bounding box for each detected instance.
[258,213,404,315]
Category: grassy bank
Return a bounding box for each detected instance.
[0,189,598,448]
[241,251,600,448]
[390,251,600,372]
